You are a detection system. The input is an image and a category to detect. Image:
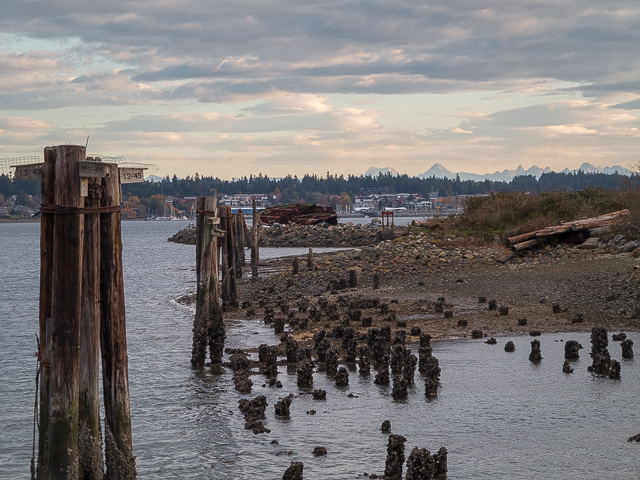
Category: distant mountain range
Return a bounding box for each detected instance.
[363,163,631,182]
[364,166,399,177]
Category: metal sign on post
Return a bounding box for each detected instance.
[11,163,43,180]
[119,168,146,184]
[79,161,106,178]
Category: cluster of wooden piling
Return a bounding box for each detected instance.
[191,197,260,367]
[34,146,135,479]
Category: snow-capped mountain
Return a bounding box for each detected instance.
[364,166,399,177]
[145,174,165,183]
[415,163,630,182]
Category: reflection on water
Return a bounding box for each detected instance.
[1,221,639,479]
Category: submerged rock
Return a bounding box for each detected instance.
[392,375,408,398]
[325,348,339,375]
[312,446,327,456]
[564,340,582,360]
[282,461,303,480]
[274,396,292,417]
[562,360,574,374]
[381,420,391,433]
[405,446,447,480]
[238,395,270,434]
[297,359,314,387]
[422,355,440,397]
[335,366,349,386]
[588,327,619,378]
[265,346,278,377]
[312,389,327,400]
[529,339,542,363]
[504,341,516,352]
[612,332,627,341]
[286,336,299,364]
[621,339,634,359]
[374,355,390,385]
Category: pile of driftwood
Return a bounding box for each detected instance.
[506,209,629,252]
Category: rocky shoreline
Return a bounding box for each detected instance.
[175,228,640,350]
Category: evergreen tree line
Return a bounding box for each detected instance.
[0,170,632,202]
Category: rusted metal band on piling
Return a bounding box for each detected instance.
[40,204,121,215]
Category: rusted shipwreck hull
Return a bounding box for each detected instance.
[507,209,629,251]
[259,203,339,225]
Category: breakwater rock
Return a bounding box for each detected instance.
[168,222,412,248]
[259,223,410,248]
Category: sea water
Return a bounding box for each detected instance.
[1,221,638,479]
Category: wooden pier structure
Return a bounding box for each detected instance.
[13,145,148,480]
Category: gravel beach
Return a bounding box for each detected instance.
[229,234,640,344]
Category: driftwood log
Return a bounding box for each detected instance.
[507,210,629,252]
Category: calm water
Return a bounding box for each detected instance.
[1,221,639,479]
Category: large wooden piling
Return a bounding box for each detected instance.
[36,147,55,479]
[240,213,249,266]
[79,168,103,479]
[236,212,246,269]
[233,213,243,278]
[226,207,238,306]
[220,208,231,309]
[32,147,138,479]
[251,200,259,281]
[307,248,314,270]
[47,145,85,479]
[192,196,225,366]
[100,163,136,479]
[208,205,225,364]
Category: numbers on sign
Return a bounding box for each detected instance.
[119,168,146,184]
[11,164,43,180]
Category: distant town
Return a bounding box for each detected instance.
[0,164,633,220]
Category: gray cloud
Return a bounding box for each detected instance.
[1,1,640,102]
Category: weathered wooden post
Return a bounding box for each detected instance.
[36,147,55,479]
[208,205,225,363]
[292,257,299,274]
[349,269,357,288]
[373,273,380,290]
[192,196,225,366]
[47,144,85,479]
[241,213,249,265]
[79,158,104,479]
[220,207,231,308]
[251,199,259,281]
[192,196,211,366]
[22,149,143,479]
[233,213,243,278]
[236,212,246,269]
[100,162,136,478]
[307,248,314,270]
[226,207,238,306]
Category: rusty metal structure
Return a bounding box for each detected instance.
[381,211,395,239]
[258,203,338,225]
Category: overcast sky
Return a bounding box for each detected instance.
[1,0,639,179]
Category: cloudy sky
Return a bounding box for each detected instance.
[1,0,639,179]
